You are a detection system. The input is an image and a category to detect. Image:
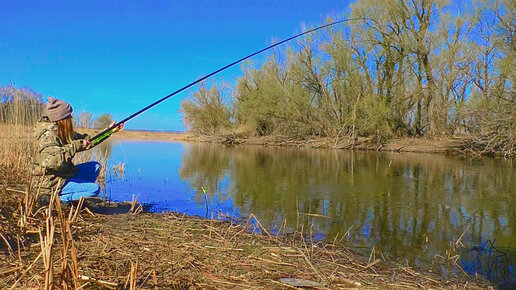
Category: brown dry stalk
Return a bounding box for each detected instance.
[248,213,272,238]
[360,259,381,272]
[52,185,69,288]
[129,194,143,214]
[0,233,13,255]
[0,266,22,277]
[9,250,44,289]
[152,270,158,290]
[248,255,296,267]
[125,260,138,290]
[455,225,470,248]
[78,275,117,289]
[298,248,326,282]
[69,197,85,224]
[37,184,61,289]
[40,216,55,289]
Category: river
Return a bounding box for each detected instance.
[86,139,515,283]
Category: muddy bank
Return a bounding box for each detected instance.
[111,129,472,155]
[198,134,467,154]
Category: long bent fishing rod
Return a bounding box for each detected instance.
[89,18,359,145]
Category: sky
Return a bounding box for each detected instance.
[0,0,354,131]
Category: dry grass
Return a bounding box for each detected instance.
[0,124,35,263]
[1,210,493,289]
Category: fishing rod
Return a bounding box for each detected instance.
[89,18,360,145]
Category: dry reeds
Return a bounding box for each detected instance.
[1,189,492,289]
[53,193,81,288]
[129,194,143,215]
[22,212,484,289]
[40,192,56,289]
[113,162,126,179]
[0,85,44,126]
[434,225,472,278]
[125,260,138,289]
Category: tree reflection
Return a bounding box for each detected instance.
[179,144,515,271]
[179,143,231,204]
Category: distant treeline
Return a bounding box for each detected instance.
[181,0,515,156]
[0,86,113,129]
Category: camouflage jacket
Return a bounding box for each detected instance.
[31,117,89,195]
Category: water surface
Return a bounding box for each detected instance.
[93,140,515,282]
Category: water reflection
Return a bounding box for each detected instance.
[102,141,515,282]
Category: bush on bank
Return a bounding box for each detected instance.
[181,0,515,156]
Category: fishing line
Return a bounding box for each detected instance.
[89,17,361,144]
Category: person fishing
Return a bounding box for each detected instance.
[31,97,124,204]
[28,19,354,205]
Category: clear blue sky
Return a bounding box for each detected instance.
[0,0,353,131]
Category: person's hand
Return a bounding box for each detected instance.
[82,139,90,148]
[109,121,125,131]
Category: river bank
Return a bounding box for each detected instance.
[1,196,491,289]
[112,129,478,155]
[6,125,491,156]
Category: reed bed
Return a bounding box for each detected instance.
[1,207,492,289]
[0,123,36,263]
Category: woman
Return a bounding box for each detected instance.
[31,97,122,203]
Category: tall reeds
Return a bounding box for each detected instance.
[2,86,88,288]
[0,88,41,267]
[0,85,44,126]
[0,85,42,187]
[9,183,87,288]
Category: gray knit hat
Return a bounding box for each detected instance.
[45,97,73,121]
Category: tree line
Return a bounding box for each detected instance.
[181,0,515,156]
[0,85,113,129]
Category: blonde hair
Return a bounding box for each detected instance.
[57,117,75,144]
